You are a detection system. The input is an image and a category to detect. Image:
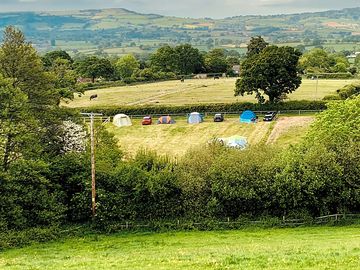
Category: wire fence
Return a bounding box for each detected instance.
[82,109,323,122]
[84,213,360,231]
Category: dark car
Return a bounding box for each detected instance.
[141,116,152,125]
[263,112,277,122]
[214,113,224,122]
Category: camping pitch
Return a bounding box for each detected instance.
[113,114,132,127]
[240,110,257,123]
[188,112,203,124]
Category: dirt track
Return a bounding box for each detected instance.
[267,116,314,144]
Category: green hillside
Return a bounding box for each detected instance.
[0,7,359,55]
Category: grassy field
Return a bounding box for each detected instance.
[1,226,360,269]
[65,78,355,108]
[106,116,313,157]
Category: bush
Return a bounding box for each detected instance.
[0,160,66,230]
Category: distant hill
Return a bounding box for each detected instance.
[0,7,359,55]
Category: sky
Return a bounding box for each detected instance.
[0,0,359,18]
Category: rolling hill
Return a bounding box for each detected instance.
[0,7,359,54]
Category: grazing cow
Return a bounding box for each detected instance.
[90,94,98,100]
[180,77,185,82]
[214,76,220,80]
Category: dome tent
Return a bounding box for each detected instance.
[113,114,132,127]
[240,110,257,123]
[187,112,203,124]
[157,116,175,124]
[219,136,248,149]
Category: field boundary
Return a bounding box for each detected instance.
[82,109,323,121]
[97,213,360,232]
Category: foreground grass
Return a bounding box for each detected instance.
[1,226,360,269]
[65,78,354,108]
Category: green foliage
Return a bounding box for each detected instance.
[75,56,114,83]
[80,100,328,116]
[0,160,66,230]
[42,50,73,68]
[204,48,228,73]
[115,54,140,80]
[235,45,302,103]
[246,36,268,57]
[300,48,351,74]
[151,44,203,75]
[336,83,360,99]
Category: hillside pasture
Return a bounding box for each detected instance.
[107,116,313,157]
[66,78,354,108]
[1,226,360,270]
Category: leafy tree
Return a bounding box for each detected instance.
[235,45,302,103]
[150,45,177,73]
[0,79,40,170]
[151,44,203,75]
[75,56,114,83]
[246,36,268,57]
[0,26,65,169]
[299,48,331,73]
[42,50,73,68]
[0,26,60,109]
[174,44,203,75]
[115,54,140,80]
[50,58,80,100]
[204,49,228,73]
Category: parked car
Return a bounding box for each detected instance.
[213,113,224,122]
[141,116,152,125]
[263,112,277,122]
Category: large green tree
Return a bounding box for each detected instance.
[204,48,228,73]
[174,44,203,75]
[235,45,302,103]
[75,56,114,83]
[247,36,268,57]
[115,54,140,80]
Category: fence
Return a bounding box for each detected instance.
[88,213,360,231]
[82,109,323,122]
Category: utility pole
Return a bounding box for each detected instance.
[81,112,103,219]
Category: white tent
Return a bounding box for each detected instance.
[113,114,132,127]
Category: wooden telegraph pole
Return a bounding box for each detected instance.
[81,112,103,219]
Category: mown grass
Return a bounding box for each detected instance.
[107,116,272,157]
[106,115,313,157]
[1,226,360,269]
[65,78,355,108]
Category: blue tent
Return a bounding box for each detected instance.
[240,110,257,123]
[188,112,203,124]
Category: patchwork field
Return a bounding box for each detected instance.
[107,116,314,157]
[66,78,355,108]
[1,226,360,269]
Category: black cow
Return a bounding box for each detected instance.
[90,94,98,100]
[214,76,220,80]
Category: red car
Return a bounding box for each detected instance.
[141,116,152,125]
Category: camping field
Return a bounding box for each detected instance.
[65,78,356,108]
[106,115,314,157]
[1,226,360,269]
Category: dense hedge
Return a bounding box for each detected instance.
[79,100,328,116]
